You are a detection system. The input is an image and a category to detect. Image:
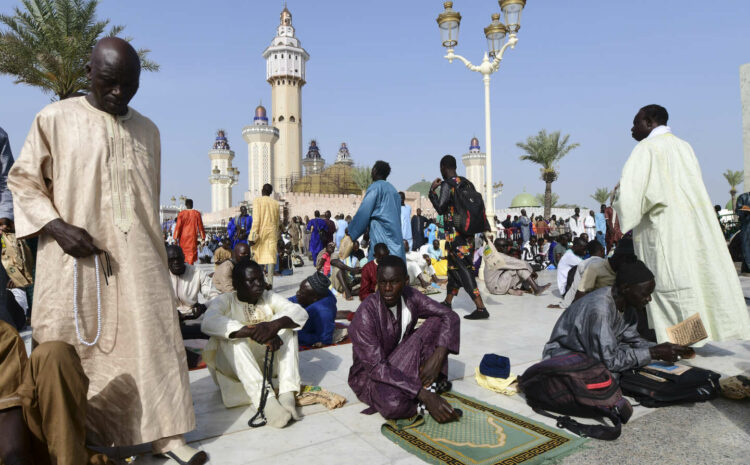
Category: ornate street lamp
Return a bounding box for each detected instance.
[436,0,526,229]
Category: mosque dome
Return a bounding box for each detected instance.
[470,137,480,151]
[509,192,541,208]
[407,179,432,197]
[254,105,267,120]
[305,140,322,159]
[213,129,230,150]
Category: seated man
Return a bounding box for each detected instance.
[484,238,550,296]
[404,239,446,289]
[167,245,216,324]
[553,234,570,266]
[201,261,308,428]
[420,239,448,277]
[0,320,112,465]
[213,239,232,267]
[290,272,352,347]
[198,242,213,264]
[316,242,337,277]
[556,238,586,295]
[348,255,461,423]
[213,242,250,294]
[572,237,636,304]
[359,243,389,302]
[543,261,693,374]
[549,240,606,309]
[521,236,538,265]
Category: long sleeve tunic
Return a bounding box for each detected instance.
[348,180,405,261]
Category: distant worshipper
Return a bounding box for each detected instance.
[229,205,253,249]
[348,255,461,423]
[213,239,232,266]
[429,155,491,320]
[0,320,115,465]
[325,241,362,301]
[316,242,337,276]
[348,160,406,261]
[595,204,607,249]
[198,241,213,263]
[549,239,607,310]
[518,209,532,243]
[584,210,596,238]
[735,191,750,273]
[553,233,569,265]
[360,243,390,301]
[543,260,694,375]
[167,245,216,319]
[556,238,586,295]
[323,211,337,246]
[306,210,328,264]
[201,261,308,428]
[7,37,203,462]
[613,104,750,343]
[411,207,429,251]
[521,235,538,265]
[249,183,280,286]
[568,207,585,238]
[485,238,550,296]
[289,272,352,347]
[573,238,637,303]
[174,198,206,265]
[213,242,250,294]
[404,239,447,289]
[400,192,413,250]
[335,214,348,248]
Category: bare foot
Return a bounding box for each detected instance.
[508,289,524,296]
[534,283,552,296]
[547,304,561,309]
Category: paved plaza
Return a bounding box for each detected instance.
[74,262,750,464]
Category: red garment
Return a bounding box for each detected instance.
[359,260,378,302]
[174,209,205,264]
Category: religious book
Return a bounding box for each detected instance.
[666,313,707,347]
[644,362,692,376]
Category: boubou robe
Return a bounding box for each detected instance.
[174,209,205,264]
[7,96,195,446]
[249,196,279,265]
[614,128,750,344]
[348,180,405,262]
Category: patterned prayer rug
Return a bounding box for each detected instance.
[381,392,586,465]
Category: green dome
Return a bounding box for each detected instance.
[407,179,432,197]
[510,192,541,208]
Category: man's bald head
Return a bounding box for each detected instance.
[86,37,141,116]
[232,243,250,262]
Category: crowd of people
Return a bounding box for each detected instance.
[0,38,748,465]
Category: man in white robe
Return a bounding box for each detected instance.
[614,104,750,344]
[201,261,308,428]
[7,38,203,462]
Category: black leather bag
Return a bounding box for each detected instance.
[620,364,721,407]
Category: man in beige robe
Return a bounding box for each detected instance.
[249,183,280,286]
[7,38,203,463]
[614,104,750,344]
[213,242,250,294]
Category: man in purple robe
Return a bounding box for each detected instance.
[348,255,461,423]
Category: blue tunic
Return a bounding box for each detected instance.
[290,291,338,346]
[307,217,328,264]
[348,180,405,261]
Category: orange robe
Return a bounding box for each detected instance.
[174,209,205,264]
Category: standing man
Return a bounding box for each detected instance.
[411,207,428,251]
[323,211,336,247]
[429,155,490,320]
[335,214,348,249]
[250,184,280,287]
[348,161,405,261]
[595,204,607,250]
[0,127,17,329]
[173,198,205,265]
[400,192,413,250]
[614,104,750,343]
[568,207,584,238]
[518,209,532,243]
[232,205,252,249]
[8,38,204,463]
[306,210,328,264]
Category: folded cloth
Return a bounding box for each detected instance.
[479,354,511,379]
[296,385,347,409]
[475,367,518,396]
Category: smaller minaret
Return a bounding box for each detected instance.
[208,130,239,213]
[302,140,325,175]
[335,142,354,166]
[242,104,279,202]
[462,136,487,204]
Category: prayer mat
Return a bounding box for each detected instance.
[381,392,586,465]
[299,322,352,351]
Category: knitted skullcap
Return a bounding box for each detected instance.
[307,272,331,297]
[615,260,654,287]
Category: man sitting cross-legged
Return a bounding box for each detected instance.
[201,261,308,428]
[404,239,446,290]
[317,242,362,301]
[213,242,251,294]
[348,255,461,423]
[543,260,694,375]
[484,238,550,296]
[290,272,352,347]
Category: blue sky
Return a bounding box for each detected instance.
[2,0,750,211]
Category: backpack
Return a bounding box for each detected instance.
[619,364,721,407]
[519,353,633,440]
[446,177,486,236]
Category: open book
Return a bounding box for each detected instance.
[666,313,707,347]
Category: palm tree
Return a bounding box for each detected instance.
[723,169,743,210]
[535,192,559,207]
[591,187,611,205]
[517,130,580,218]
[0,0,158,100]
[353,166,373,193]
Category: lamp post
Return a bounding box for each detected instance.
[436,0,525,229]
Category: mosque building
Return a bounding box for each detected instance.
[462,136,487,204]
[242,104,279,201]
[207,130,239,213]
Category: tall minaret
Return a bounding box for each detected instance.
[462,137,487,204]
[208,130,239,213]
[263,5,309,193]
[242,104,279,202]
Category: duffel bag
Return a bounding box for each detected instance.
[619,363,721,407]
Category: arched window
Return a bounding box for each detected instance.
[278,116,285,122]
[289,116,296,122]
